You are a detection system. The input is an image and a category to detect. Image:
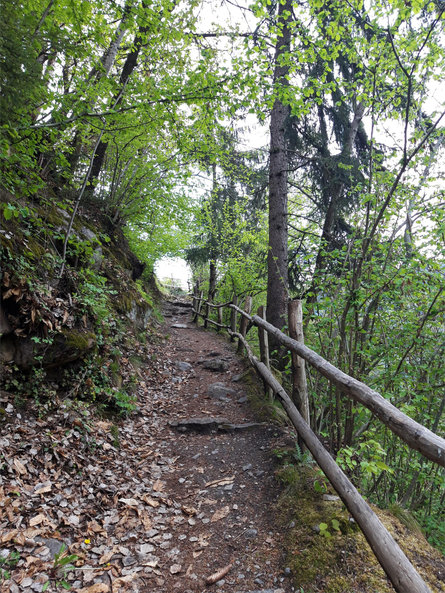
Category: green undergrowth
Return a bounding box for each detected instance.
[0,190,162,418]
[274,456,444,593]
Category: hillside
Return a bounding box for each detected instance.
[1,197,444,592]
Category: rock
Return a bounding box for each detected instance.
[35,538,65,558]
[175,361,192,372]
[237,396,248,404]
[0,328,96,369]
[0,303,12,335]
[232,371,249,382]
[170,564,181,574]
[169,417,229,434]
[126,301,152,330]
[244,528,258,539]
[322,494,340,502]
[202,359,228,372]
[207,382,237,399]
[171,323,189,329]
[79,227,103,269]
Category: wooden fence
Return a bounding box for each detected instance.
[191,292,445,593]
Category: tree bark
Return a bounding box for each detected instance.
[266,0,292,361]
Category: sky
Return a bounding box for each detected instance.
[155,256,192,289]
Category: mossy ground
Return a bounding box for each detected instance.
[274,462,445,593]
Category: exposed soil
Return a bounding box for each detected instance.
[2,300,443,593]
[0,300,295,593]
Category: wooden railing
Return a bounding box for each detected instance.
[191,292,445,593]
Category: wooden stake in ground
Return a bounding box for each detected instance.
[257,306,273,401]
[288,300,310,425]
[237,295,252,353]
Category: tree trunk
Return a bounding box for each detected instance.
[266,0,292,362]
[88,1,155,189]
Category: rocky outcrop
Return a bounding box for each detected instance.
[0,329,96,369]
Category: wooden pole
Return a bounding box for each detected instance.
[237,295,253,353]
[257,306,273,401]
[203,301,209,329]
[195,290,203,325]
[217,306,223,331]
[288,300,310,425]
[231,330,432,593]
[250,312,445,467]
[230,295,238,342]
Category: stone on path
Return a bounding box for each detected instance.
[202,358,228,372]
[171,323,189,329]
[169,417,230,433]
[207,382,237,399]
[175,361,193,372]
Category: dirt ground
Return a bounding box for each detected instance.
[0,300,296,593]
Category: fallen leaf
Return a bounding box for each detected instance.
[205,562,233,585]
[142,495,159,508]
[142,559,158,568]
[14,459,27,475]
[181,505,197,516]
[29,513,46,527]
[99,550,115,565]
[152,479,164,492]
[35,483,52,495]
[211,505,230,523]
[113,574,137,587]
[118,497,139,507]
[76,584,109,593]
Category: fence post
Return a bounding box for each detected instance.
[192,284,199,321]
[217,306,223,330]
[258,306,274,401]
[194,290,203,325]
[288,300,310,426]
[203,300,209,328]
[237,295,253,353]
[230,294,238,341]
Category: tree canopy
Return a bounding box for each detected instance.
[1,0,444,551]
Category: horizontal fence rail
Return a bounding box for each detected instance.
[190,292,445,593]
[231,305,445,467]
[232,330,432,593]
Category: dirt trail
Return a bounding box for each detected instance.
[143,300,294,593]
[0,300,296,593]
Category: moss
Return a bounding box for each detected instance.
[23,236,46,260]
[62,329,96,351]
[115,292,135,313]
[273,461,445,593]
[43,209,65,227]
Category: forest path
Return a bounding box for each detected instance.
[139,300,294,593]
[0,301,296,593]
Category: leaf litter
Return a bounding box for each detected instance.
[0,302,291,592]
